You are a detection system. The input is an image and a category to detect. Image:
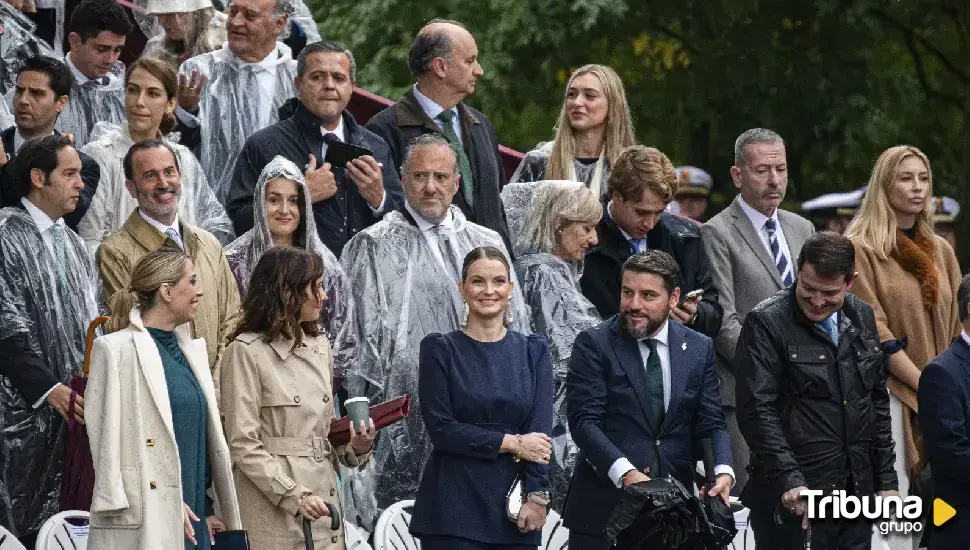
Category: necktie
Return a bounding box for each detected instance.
[821,314,839,346]
[629,238,644,255]
[164,228,184,251]
[432,225,462,282]
[644,338,664,476]
[764,219,793,287]
[49,224,69,288]
[435,110,475,210]
[244,66,262,128]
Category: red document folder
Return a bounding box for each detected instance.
[328,395,410,446]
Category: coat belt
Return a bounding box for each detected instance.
[262,436,329,461]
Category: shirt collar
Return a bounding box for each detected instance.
[607,200,646,245]
[405,201,453,233]
[640,319,670,346]
[21,197,63,231]
[961,330,970,347]
[413,84,458,124]
[320,116,347,142]
[228,43,280,71]
[13,128,55,152]
[138,209,181,239]
[737,194,779,231]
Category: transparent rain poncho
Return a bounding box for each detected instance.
[500,180,586,258]
[179,42,297,204]
[77,122,234,255]
[224,155,359,379]
[514,250,600,511]
[0,3,58,96]
[340,205,531,512]
[140,9,228,72]
[0,207,100,536]
[0,100,11,130]
[510,141,611,198]
[52,60,126,149]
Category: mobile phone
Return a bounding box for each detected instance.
[678,288,704,305]
[324,141,373,169]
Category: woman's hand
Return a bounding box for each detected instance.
[516,501,547,533]
[518,433,552,464]
[349,418,376,455]
[298,494,332,521]
[182,503,199,545]
[207,515,227,545]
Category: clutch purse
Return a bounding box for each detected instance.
[506,474,525,522]
[213,530,250,550]
[328,395,410,446]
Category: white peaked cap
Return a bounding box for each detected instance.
[143,0,213,15]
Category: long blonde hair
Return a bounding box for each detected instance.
[546,65,636,182]
[844,145,934,260]
[527,181,603,255]
[105,249,190,333]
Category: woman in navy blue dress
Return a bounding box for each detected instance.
[410,245,554,549]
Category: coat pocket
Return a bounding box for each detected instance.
[90,467,144,529]
[785,345,832,398]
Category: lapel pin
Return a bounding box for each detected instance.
[682,342,687,351]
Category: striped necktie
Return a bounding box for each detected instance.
[164,228,184,251]
[764,218,793,287]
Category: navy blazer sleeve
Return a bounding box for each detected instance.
[567,329,627,478]
[522,334,553,492]
[919,362,970,479]
[418,334,507,460]
[0,333,60,405]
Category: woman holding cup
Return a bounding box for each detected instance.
[220,246,375,549]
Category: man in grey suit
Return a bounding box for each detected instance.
[700,128,814,494]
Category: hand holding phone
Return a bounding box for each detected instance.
[678,288,704,306]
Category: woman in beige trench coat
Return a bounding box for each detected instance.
[221,246,375,549]
[86,250,242,549]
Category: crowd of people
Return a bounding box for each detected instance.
[0,0,967,549]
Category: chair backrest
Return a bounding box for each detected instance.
[0,525,26,550]
[541,509,569,550]
[344,520,373,550]
[34,510,89,550]
[374,500,420,550]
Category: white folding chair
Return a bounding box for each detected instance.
[0,525,26,550]
[540,509,569,549]
[374,500,420,550]
[345,520,374,550]
[34,510,89,550]
[730,498,755,550]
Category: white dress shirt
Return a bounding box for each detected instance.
[412,85,462,145]
[21,198,66,407]
[737,195,793,275]
[138,209,182,247]
[175,44,280,129]
[962,330,970,347]
[607,320,735,487]
[65,52,115,86]
[404,201,455,270]
[320,117,386,214]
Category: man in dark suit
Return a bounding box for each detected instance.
[1,55,100,232]
[365,19,513,253]
[580,145,723,338]
[919,273,970,549]
[227,40,403,258]
[565,250,734,549]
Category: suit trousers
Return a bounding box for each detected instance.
[419,535,534,549]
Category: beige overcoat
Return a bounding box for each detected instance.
[85,307,242,549]
[221,332,370,550]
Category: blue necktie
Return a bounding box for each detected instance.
[820,314,839,345]
[764,219,793,287]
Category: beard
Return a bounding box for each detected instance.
[620,306,670,340]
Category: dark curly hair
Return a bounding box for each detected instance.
[230,246,324,347]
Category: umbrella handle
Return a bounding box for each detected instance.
[82,316,111,376]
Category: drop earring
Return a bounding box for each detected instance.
[505,307,513,327]
[461,300,469,330]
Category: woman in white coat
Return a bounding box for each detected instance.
[86,249,241,549]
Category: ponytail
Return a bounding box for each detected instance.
[105,287,136,333]
[105,249,190,333]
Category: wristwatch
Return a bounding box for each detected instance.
[527,491,551,507]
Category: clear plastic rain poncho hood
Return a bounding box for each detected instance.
[0,206,100,536]
[501,180,586,258]
[52,59,126,148]
[179,42,297,204]
[224,155,359,378]
[514,250,600,510]
[510,141,611,197]
[340,205,531,512]
[141,9,228,72]
[77,122,234,255]
[0,2,58,96]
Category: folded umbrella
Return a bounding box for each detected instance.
[328,395,410,446]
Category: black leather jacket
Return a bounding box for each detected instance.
[735,287,897,497]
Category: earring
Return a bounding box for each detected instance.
[460,300,469,330]
[505,307,513,327]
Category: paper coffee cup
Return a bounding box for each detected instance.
[344,397,370,427]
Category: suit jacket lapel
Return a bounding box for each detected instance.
[610,320,657,430]
[661,322,690,435]
[132,331,178,446]
[779,210,808,263]
[176,330,218,423]
[729,198,783,288]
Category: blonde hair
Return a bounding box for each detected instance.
[527,181,603,254]
[844,145,934,260]
[105,249,190,333]
[546,65,636,181]
[606,145,677,202]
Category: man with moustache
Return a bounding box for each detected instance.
[1,56,101,231]
[366,19,513,253]
[564,250,734,549]
[341,133,529,512]
[96,139,240,373]
[0,135,100,546]
[735,232,897,549]
[700,128,815,493]
[227,40,403,258]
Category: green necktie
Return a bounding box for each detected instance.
[50,224,69,288]
[435,109,475,210]
[645,338,665,476]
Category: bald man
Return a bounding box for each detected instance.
[366,19,513,254]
